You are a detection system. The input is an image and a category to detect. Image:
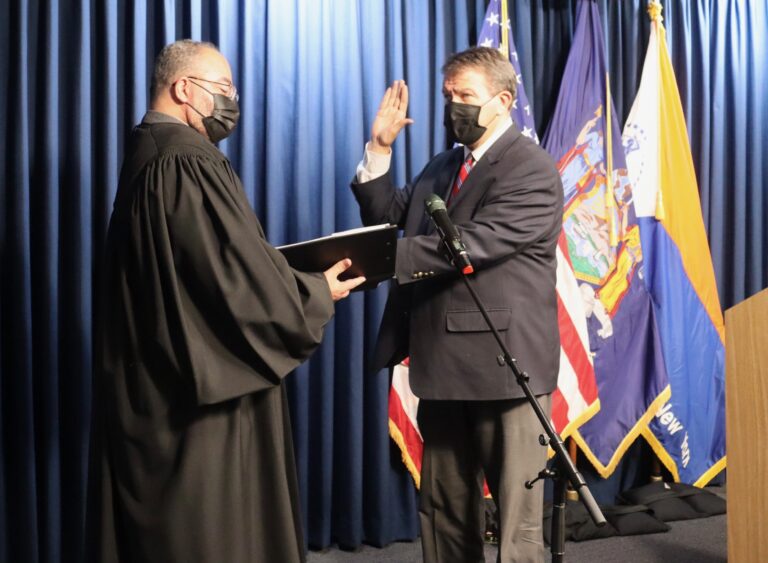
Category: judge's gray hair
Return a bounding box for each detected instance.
[442,47,517,101]
[150,39,218,100]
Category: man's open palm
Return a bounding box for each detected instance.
[371,80,414,152]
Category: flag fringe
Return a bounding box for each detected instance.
[641,425,726,486]
[694,456,727,487]
[641,425,681,481]
[547,398,601,459]
[570,385,671,478]
[388,419,421,489]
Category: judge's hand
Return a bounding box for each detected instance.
[324,259,366,301]
[370,80,414,155]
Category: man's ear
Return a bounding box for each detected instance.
[170,78,190,104]
[497,89,514,113]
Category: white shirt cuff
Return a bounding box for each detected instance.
[355,142,392,183]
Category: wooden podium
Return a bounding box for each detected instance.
[725,288,768,563]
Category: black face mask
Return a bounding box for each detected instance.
[444,100,488,146]
[188,91,240,143]
[201,94,240,143]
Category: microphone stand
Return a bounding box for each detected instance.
[433,227,606,563]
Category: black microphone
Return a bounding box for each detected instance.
[424,194,474,275]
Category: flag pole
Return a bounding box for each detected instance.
[605,74,618,247]
[566,438,580,501]
[500,0,509,58]
[647,0,666,485]
[648,0,667,221]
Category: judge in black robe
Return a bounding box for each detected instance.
[89,40,361,563]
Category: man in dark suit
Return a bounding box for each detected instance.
[352,47,563,562]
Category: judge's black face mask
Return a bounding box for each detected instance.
[443,96,495,146]
[187,82,240,143]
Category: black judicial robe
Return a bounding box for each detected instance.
[91,115,334,563]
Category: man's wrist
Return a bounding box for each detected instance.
[368,140,391,155]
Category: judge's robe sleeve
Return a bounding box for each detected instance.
[140,152,334,405]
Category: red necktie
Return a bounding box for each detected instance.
[448,154,475,203]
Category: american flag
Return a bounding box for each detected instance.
[388,0,600,487]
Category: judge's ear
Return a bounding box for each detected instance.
[170,78,191,104]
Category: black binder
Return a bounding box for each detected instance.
[276,224,397,291]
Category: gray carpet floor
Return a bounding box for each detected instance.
[308,514,726,562]
[308,489,727,562]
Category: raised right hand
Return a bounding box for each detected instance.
[370,80,414,154]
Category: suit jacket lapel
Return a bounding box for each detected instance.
[447,124,522,211]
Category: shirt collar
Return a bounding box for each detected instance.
[464,116,514,163]
[141,110,187,126]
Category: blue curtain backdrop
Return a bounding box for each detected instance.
[0,1,765,561]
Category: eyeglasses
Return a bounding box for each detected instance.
[187,76,239,102]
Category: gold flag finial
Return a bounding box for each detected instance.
[647,1,663,23]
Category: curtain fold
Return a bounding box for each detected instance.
[1,1,765,560]
[1,1,481,558]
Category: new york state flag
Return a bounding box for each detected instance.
[542,0,670,478]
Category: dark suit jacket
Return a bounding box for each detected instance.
[352,125,563,400]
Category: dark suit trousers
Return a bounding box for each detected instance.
[417,394,552,563]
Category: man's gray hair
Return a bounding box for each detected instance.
[150,39,218,100]
[441,47,517,101]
